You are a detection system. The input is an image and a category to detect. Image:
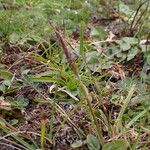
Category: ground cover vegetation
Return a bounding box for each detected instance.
[0,0,150,149]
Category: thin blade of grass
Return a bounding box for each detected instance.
[0,118,37,150]
[80,21,84,56]
[40,112,46,150]
[116,85,136,132]
[126,109,147,128]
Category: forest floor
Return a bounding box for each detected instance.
[0,1,150,150]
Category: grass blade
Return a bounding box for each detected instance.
[40,112,46,150]
[79,21,84,56]
[116,85,135,132]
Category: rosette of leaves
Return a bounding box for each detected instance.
[109,37,139,61]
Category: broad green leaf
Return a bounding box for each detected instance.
[121,42,131,51]
[9,96,29,108]
[0,71,13,80]
[87,134,101,150]
[101,61,112,69]
[90,28,100,37]
[117,2,133,16]
[127,47,139,61]
[3,80,12,86]
[102,140,129,150]
[90,26,107,40]
[117,40,131,51]
[122,37,138,45]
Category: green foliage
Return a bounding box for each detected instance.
[102,140,129,150]
[116,37,139,61]
[0,71,12,93]
[8,95,29,108]
[90,26,108,40]
[87,134,101,150]
[0,0,150,149]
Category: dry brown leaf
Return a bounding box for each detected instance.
[0,97,11,109]
[106,31,116,43]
